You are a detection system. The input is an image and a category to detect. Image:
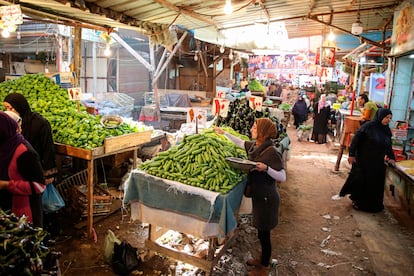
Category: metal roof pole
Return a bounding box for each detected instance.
[110,32,153,72]
[151,32,188,125]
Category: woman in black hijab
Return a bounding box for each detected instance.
[340,108,396,212]
[3,93,56,180]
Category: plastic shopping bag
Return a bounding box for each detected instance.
[42,184,65,213]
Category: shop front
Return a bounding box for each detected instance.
[385,0,414,217]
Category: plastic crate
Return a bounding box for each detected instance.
[56,170,88,205]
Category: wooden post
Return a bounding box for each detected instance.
[87,160,94,237]
[73,27,82,87]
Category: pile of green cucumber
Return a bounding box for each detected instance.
[139,131,247,194]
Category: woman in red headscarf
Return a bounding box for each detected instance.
[215,118,286,276]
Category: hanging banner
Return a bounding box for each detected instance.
[315,47,335,67]
[212,98,230,117]
[248,95,263,112]
[390,0,414,55]
[369,73,386,104]
[0,5,23,27]
[315,66,333,83]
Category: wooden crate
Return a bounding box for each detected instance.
[56,169,88,205]
[104,130,152,153]
[72,184,112,217]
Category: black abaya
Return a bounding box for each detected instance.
[340,108,395,212]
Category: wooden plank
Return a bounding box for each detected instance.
[54,143,104,160]
[145,239,212,272]
[104,130,152,153]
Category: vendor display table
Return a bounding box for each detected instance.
[54,131,152,236]
[385,163,414,217]
[123,170,246,274]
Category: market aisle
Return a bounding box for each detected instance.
[353,211,414,275]
[269,121,414,275]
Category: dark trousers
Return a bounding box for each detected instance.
[258,230,271,267]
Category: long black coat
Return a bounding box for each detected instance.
[311,102,330,143]
[340,108,395,212]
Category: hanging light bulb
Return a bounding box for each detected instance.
[194,52,198,61]
[2,28,10,38]
[104,44,111,56]
[16,31,21,40]
[328,28,335,41]
[220,45,225,53]
[224,0,233,15]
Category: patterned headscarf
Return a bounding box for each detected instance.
[256,118,277,142]
[0,112,26,179]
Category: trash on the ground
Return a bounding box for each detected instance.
[321,227,331,232]
[333,215,340,220]
[353,230,362,237]
[331,194,342,200]
[318,262,352,269]
[352,264,364,271]
[322,214,331,219]
[321,249,342,256]
[320,235,331,247]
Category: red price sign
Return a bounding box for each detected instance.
[249,96,263,112]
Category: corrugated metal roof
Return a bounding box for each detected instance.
[0,0,402,51]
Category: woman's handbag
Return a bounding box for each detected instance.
[42,184,65,213]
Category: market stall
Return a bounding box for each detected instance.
[55,130,152,235]
[123,170,246,275]
[385,160,414,217]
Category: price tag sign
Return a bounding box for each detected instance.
[187,108,207,127]
[212,98,230,118]
[68,87,82,101]
[249,95,263,112]
[216,90,226,99]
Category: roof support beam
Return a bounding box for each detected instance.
[309,16,388,49]
[153,0,220,28]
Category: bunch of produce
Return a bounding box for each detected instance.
[278,102,292,112]
[140,133,247,194]
[0,74,139,149]
[216,98,287,143]
[0,210,61,276]
[248,79,266,92]
[297,125,313,131]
